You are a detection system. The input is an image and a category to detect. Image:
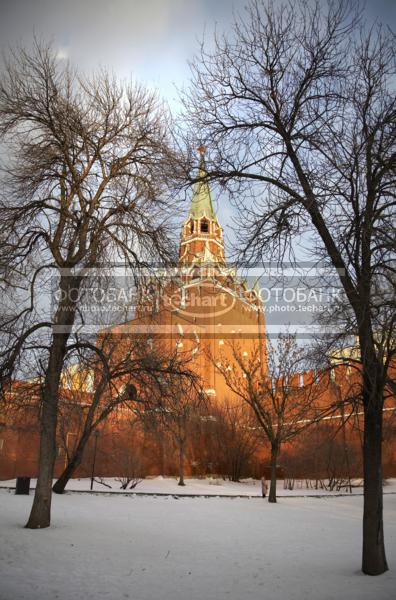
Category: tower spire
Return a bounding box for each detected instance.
[179,148,225,266]
[189,148,217,221]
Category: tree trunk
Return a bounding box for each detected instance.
[178,439,186,486]
[25,334,67,528]
[362,392,388,574]
[53,429,92,494]
[358,326,388,575]
[160,428,166,477]
[268,441,278,503]
[25,274,80,529]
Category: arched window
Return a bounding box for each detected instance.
[200,219,209,233]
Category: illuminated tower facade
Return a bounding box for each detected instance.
[179,150,226,269]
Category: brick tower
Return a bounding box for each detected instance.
[120,149,267,397]
[179,148,226,269]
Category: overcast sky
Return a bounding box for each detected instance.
[1,0,394,222]
[1,0,395,112]
[0,0,233,111]
[1,0,393,224]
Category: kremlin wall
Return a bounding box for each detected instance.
[1,156,395,484]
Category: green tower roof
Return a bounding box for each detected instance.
[189,155,217,221]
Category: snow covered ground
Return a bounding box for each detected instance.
[3,476,396,496]
[1,488,395,600]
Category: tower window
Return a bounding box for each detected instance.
[190,222,194,234]
[200,220,209,233]
[191,266,200,279]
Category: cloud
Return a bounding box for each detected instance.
[56,46,69,61]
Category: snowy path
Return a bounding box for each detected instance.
[3,476,396,496]
[0,489,395,600]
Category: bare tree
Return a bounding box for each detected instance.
[53,333,197,493]
[282,414,364,492]
[207,398,258,482]
[215,335,329,502]
[0,41,178,528]
[110,420,145,490]
[137,361,204,486]
[182,0,396,574]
